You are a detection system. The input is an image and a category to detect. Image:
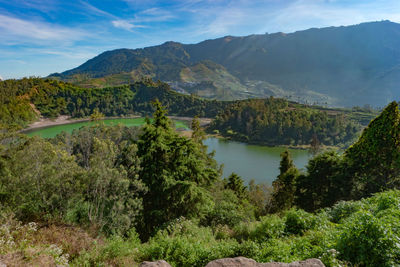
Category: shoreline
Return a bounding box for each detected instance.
[207,134,341,151]
[21,115,211,133]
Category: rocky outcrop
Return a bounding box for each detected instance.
[139,260,172,267]
[205,257,324,267]
[140,257,325,267]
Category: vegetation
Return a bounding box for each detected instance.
[0,77,228,128]
[1,84,400,266]
[52,21,400,107]
[1,77,373,149]
[208,98,361,147]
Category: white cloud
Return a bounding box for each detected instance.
[80,1,117,19]
[0,14,87,44]
[112,19,145,31]
[0,75,3,80]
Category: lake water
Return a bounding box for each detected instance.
[25,118,310,185]
[24,118,189,139]
[204,138,309,184]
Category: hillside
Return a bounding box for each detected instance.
[1,102,400,266]
[52,21,400,107]
[0,78,377,147]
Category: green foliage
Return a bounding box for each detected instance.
[295,151,345,211]
[326,200,364,223]
[0,125,146,236]
[336,211,400,266]
[294,102,400,213]
[208,98,360,147]
[2,84,400,267]
[283,209,316,235]
[345,101,400,198]
[269,151,299,212]
[139,219,237,267]
[89,108,104,121]
[225,173,247,200]
[137,101,219,238]
[202,189,254,228]
[247,180,272,218]
[1,137,83,221]
[0,77,229,128]
[248,215,285,242]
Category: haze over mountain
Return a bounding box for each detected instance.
[52,21,400,107]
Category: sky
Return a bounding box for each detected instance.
[1,0,400,79]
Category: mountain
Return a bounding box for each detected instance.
[51,21,400,107]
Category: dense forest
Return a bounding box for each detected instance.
[207,98,361,147]
[0,77,228,128]
[1,100,399,266]
[0,77,376,148]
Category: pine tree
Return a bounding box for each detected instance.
[268,150,299,212]
[137,100,218,238]
[225,172,247,200]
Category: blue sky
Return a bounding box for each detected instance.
[1,0,400,79]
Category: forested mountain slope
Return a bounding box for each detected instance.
[52,21,400,107]
[0,78,375,147]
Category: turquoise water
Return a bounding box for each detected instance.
[24,118,188,139]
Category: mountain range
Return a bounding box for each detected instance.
[51,20,400,107]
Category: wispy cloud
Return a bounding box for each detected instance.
[0,14,87,44]
[80,1,117,19]
[0,0,58,13]
[110,7,174,31]
[112,19,145,31]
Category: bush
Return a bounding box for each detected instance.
[202,190,254,228]
[284,209,316,235]
[249,215,285,242]
[138,219,238,267]
[335,210,400,267]
[326,200,364,223]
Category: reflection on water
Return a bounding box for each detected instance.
[204,138,309,185]
[26,120,309,185]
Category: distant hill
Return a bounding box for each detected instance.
[51,21,400,107]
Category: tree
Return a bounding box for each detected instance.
[295,151,344,211]
[191,116,205,142]
[90,108,104,121]
[345,101,400,198]
[225,172,247,200]
[268,150,299,213]
[309,133,321,156]
[82,137,145,235]
[1,137,82,221]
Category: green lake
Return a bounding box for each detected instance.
[204,138,309,184]
[25,118,310,184]
[24,118,189,139]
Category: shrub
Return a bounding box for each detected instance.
[138,219,238,267]
[335,210,400,267]
[326,200,364,223]
[284,209,316,235]
[249,215,285,242]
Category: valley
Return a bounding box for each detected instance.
[1,2,400,264]
[51,21,400,107]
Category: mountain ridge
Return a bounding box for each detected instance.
[51,20,400,107]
